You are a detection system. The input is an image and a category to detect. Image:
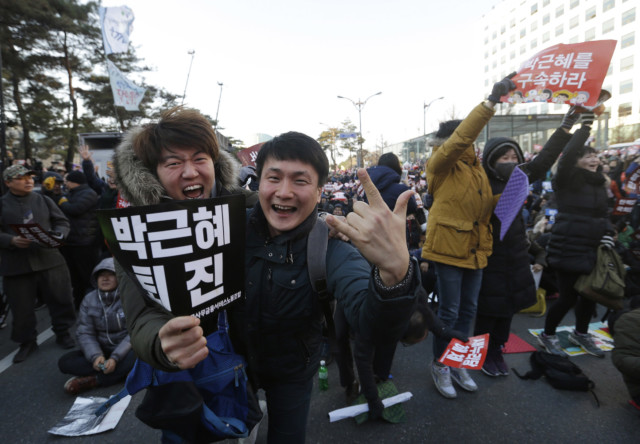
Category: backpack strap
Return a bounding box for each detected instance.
[307,216,334,338]
[201,404,249,438]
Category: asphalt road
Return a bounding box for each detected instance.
[0,304,637,444]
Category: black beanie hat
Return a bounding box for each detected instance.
[378,152,402,176]
[65,170,87,185]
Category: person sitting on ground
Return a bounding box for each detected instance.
[58,257,135,395]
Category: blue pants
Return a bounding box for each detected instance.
[432,262,483,359]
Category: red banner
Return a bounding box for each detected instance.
[613,198,636,216]
[236,143,263,167]
[503,40,616,107]
[438,334,489,370]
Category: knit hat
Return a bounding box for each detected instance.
[3,165,36,181]
[378,153,402,176]
[65,170,86,185]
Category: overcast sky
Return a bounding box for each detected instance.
[101,0,500,147]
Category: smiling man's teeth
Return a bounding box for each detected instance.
[184,185,202,191]
[274,204,294,211]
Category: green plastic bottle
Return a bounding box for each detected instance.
[318,360,329,391]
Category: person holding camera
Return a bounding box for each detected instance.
[58,257,135,395]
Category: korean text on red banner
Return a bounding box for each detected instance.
[438,334,489,370]
[97,195,245,336]
[10,223,64,248]
[503,40,616,107]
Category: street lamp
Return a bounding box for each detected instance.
[337,91,381,168]
[423,96,444,135]
[214,82,223,130]
[181,50,196,105]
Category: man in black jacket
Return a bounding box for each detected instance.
[1,165,76,363]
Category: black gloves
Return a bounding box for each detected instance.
[367,397,385,421]
[424,305,469,343]
[561,106,581,130]
[488,72,517,103]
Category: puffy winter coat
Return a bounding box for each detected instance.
[58,183,99,246]
[546,126,611,274]
[477,128,570,317]
[366,165,425,224]
[241,204,419,385]
[422,102,496,269]
[76,257,131,363]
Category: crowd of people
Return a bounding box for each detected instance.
[1,74,640,443]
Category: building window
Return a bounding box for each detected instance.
[603,0,615,12]
[510,50,516,60]
[520,45,526,54]
[543,0,550,6]
[556,5,564,18]
[542,31,550,42]
[531,38,538,49]
[621,31,635,48]
[620,79,633,94]
[571,0,580,8]
[501,25,506,34]
[510,34,516,43]
[485,65,489,73]
[622,8,636,26]
[585,6,596,20]
[501,40,506,49]
[492,31,497,40]
[556,24,564,36]
[569,35,579,43]
[492,60,497,68]
[603,18,615,33]
[485,79,490,87]
[531,3,538,14]
[510,18,515,28]
[619,103,632,117]
[520,28,526,38]
[543,13,550,25]
[585,27,596,40]
[492,46,497,54]
[501,55,506,64]
[570,16,579,28]
[621,55,634,71]
[607,65,613,76]
[531,21,538,32]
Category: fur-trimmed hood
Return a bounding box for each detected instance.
[113,126,243,206]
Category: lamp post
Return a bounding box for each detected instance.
[337,91,381,168]
[423,96,444,135]
[181,50,196,105]
[214,82,223,130]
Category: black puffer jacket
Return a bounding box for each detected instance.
[546,126,611,274]
[477,128,570,317]
[58,183,99,246]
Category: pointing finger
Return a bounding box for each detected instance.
[357,168,386,209]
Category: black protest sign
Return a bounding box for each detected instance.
[10,223,64,248]
[97,195,245,335]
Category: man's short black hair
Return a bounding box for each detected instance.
[256,132,329,186]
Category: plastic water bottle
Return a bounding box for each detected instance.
[318,360,329,391]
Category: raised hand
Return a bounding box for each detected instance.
[78,144,92,161]
[488,72,517,103]
[158,316,208,369]
[326,168,411,286]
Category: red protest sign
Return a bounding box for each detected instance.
[613,198,636,216]
[236,143,263,167]
[503,40,616,107]
[438,334,489,370]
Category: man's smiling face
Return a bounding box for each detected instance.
[156,146,215,200]
[258,158,322,237]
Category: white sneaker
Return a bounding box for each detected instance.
[450,367,478,392]
[431,361,457,399]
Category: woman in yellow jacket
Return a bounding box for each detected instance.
[422,74,515,399]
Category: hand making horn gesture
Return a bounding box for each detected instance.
[326,168,412,286]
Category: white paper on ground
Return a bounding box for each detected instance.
[327,392,412,422]
[48,394,131,436]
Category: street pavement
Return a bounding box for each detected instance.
[0,303,637,444]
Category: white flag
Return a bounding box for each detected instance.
[99,6,135,55]
[107,60,146,111]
